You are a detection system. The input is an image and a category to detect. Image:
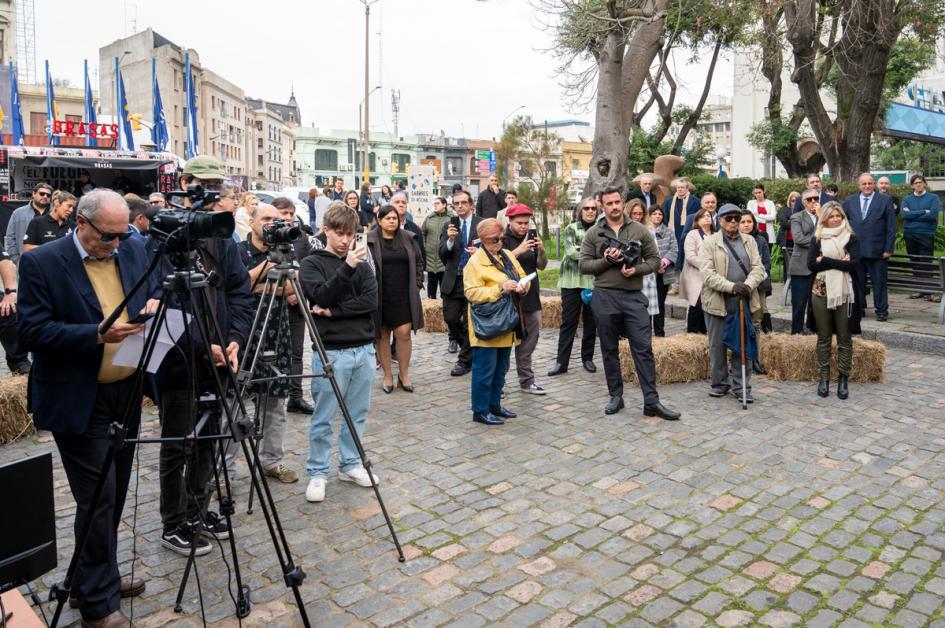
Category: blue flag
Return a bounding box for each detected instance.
[185,52,199,158]
[84,59,97,148]
[151,58,168,151]
[45,60,59,145]
[116,57,134,151]
[10,62,24,146]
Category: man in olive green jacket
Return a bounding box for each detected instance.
[579,186,681,420]
[421,197,453,298]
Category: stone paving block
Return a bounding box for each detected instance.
[541,611,578,628]
[893,609,930,627]
[807,609,843,628]
[715,610,755,627]
[886,571,921,594]
[905,591,941,615]
[625,584,662,607]
[855,603,889,624]
[786,588,819,613]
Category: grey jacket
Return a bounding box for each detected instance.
[651,223,678,285]
[4,202,43,263]
[789,210,817,277]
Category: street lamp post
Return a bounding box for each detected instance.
[358,85,381,185]
[361,0,379,186]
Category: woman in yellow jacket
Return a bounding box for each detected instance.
[464,218,530,425]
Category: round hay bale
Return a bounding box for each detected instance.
[758,333,885,382]
[619,333,711,387]
[0,375,34,444]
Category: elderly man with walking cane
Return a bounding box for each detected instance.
[699,204,765,404]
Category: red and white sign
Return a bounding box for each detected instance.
[50,119,120,140]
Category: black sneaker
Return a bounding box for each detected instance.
[198,511,232,540]
[162,525,212,556]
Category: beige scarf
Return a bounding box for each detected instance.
[817,226,854,309]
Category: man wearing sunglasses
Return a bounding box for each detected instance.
[4,182,53,263]
[17,189,155,626]
[788,189,821,333]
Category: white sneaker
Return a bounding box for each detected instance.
[339,465,378,487]
[305,477,326,502]
[522,383,546,395]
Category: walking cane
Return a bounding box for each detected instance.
[738,297,748,410]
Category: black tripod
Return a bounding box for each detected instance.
[233,239,404,561]
[48,245,310,627]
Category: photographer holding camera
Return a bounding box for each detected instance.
[154,156,254,556]
[236,202,299,484]
[579,187,681,420]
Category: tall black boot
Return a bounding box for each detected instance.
[837,374,849,400]
[817,375,829,398]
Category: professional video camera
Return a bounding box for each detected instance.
[600,234,642,269]
[262,218,301,246]
[149,184,235,251]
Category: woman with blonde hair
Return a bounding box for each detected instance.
[464,218,528,426]
[624,198,645,222]
[807,201,860,400]
[235,192,258,241]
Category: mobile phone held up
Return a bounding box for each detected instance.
[450,216,461,231]
[527,228,538,242]
[352,231,367,256]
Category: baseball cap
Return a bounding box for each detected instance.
[183,155,226,181]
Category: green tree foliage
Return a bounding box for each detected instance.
[627,122,715,179]
[872,136,945,176]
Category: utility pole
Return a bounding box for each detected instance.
[361,0,377,186]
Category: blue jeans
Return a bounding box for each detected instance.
[471,346,511,413]
[306,344,375,478]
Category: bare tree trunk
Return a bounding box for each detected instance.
[587,0,670,197]
[785,0,903,181]
[670,39,723,153]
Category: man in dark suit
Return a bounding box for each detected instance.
[439,189,481,375]
[127,197,157,240]
[626,174,657,210]
[792,174,831,214]
[876,176,900,216]
[18,189,153,627]
[844,173,897,321]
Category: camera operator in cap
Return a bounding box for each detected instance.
[17,189,155,626]
[153,155,255,557]
[579,186,681,420]
[700,203,765,402]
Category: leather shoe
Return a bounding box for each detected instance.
[490,406,517,419]
[448,339,458,353]
[817,377,829,397]
[583,360,597,373]
[71,576,146,608]
[286,398,314,414]
[752,359,767,375]
[547,362,567,376]
[472,411,504,425]
[80,610,131,627]
[604,396,624,415]
[876,313,888,322]
[644,402,681,420]
[837,374,849,400]
[450,364,470,376]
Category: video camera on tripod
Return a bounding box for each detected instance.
[262,218,301,246]
[149,184,235,253]
[600,233,642,269]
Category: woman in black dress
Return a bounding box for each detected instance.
[367,205,425,393]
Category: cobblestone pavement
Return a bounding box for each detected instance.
[5,320,945,627]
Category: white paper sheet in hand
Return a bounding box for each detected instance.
[112,309,192,373]
[518,272,537,287]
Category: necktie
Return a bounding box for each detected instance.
[861,196,870,220]
[458,219,469,274]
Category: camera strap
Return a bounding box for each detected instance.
[721,235,751,277]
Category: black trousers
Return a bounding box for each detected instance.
[53,379,141,621]
[557,287,596,368]
[652,274,670,336]
[427,271,445,299]
[905,232,935,278]
[288,306,306,402]
[0,310,29,369]
[790,274,813,333]
[591,289,659,405]
[442,277,471,367]
[686,299,707,334]
[159,389,216,533]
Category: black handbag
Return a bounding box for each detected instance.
[470,250,522,340]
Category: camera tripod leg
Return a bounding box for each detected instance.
[287,273,405,562]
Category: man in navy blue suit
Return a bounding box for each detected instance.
[18,189,154,627]
[843,173,897,321]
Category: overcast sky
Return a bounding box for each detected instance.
[35,0,732,140]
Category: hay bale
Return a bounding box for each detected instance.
[421,299,448,333]
[759,333,885,382]
[541,296,563,329]
[619,333,711,387]
[0,375,33,444]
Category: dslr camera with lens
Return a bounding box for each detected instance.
[262,219,301,246]
[149,184,236,252]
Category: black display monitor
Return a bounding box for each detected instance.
[0,452,57,587]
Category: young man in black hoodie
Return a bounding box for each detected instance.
[299,204,379,503]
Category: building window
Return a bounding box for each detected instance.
[354,151,376,172]
[391,153,411,175]
[571,159,579,169]
[174,69,179,91]
[211,95,215,109]
[174,105,178,125]
[446,156,463,176]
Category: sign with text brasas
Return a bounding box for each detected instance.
[407,165,435,225]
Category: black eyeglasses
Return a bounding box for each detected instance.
[83,216,132,242]
[581,205,597,211]
[481,236,502,244]
[36,191,51,197]
[720,215,741,223]
[803,197,819,203]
